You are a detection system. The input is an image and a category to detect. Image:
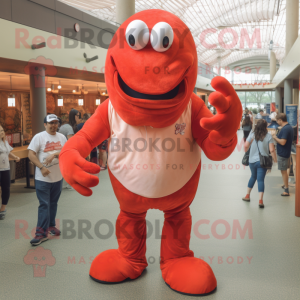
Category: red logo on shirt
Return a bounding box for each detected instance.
[44,141,62,152]
[175,123,186,135]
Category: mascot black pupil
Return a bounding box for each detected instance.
[163,36,169,48]
[129,34,135,46]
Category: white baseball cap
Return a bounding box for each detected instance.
[44,114,59,123]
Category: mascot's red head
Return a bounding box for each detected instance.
[105,9,198,128]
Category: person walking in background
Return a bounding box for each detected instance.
[99,139,108,170]
[76,113,90,131]
[272,113,294,196]
[268,109,279,129]
[59,109,81,190]
[248,111,253,122]
[57,117,62,132]
[242,115,252,141]
[28,114,67,246]
[270,108,278,121]
[255,109,264,119]
[243,107,249,118]
[0,125,20,220]
[59,109,81,139]
[77,113,98,164]
[242,119,277,208]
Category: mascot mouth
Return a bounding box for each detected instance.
[112,56,188,102]
[118,74,181,100]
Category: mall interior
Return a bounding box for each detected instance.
[0,0,299,299]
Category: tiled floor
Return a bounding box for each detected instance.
[0,130,299,299]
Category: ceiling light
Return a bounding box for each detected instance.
[96,99,100,105]
[73,90,76,93]
[47,87,51,92]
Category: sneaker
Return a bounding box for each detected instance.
[30,236,48,246]
[100,166,107,171]
[242,194,250,201]
[49,227,61,236]
[0,210,6,220]
[259,200,264,208]
[0,210,7,220]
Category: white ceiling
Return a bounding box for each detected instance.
[59,0,297,72]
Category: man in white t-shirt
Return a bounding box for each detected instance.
[28,114,67,246]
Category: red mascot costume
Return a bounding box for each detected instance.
[59,9,242,296]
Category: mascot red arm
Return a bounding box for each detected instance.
[59,9,242,297]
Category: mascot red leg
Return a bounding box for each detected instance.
[90,210,148,283]
[160,207,217,295]
[59,9,242,296]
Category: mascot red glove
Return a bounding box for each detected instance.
[59,9,242,296]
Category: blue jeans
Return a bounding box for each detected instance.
[248,161,267,192]
[35,179,63,237]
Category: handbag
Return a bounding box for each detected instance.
[242,147,250,166]
[256,140,273,169]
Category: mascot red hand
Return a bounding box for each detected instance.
[59,9,242,296]
[196,77,242,161]
[201,77,242,145]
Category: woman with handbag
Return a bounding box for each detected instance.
[242,119,277,208]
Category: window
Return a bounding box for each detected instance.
[8,97,15,107]
[96,99,100,105]
[58,98,63,107]
[78,99,84,106]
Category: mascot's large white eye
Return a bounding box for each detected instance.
[150,22,174,52]
[125,20,149,50]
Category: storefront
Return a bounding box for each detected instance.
[0,76,109,181]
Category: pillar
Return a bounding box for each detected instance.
[286,0,299,56]
[29,66,47,136]
[270,51,277,82]
[275,87,281,112]
[205,94,209,106]
[116,0,135,24]
[217,57,221,75]
[293,88,299,105]
[194,87,197,94]
[284,79,293,113]
[231,69,234,84]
